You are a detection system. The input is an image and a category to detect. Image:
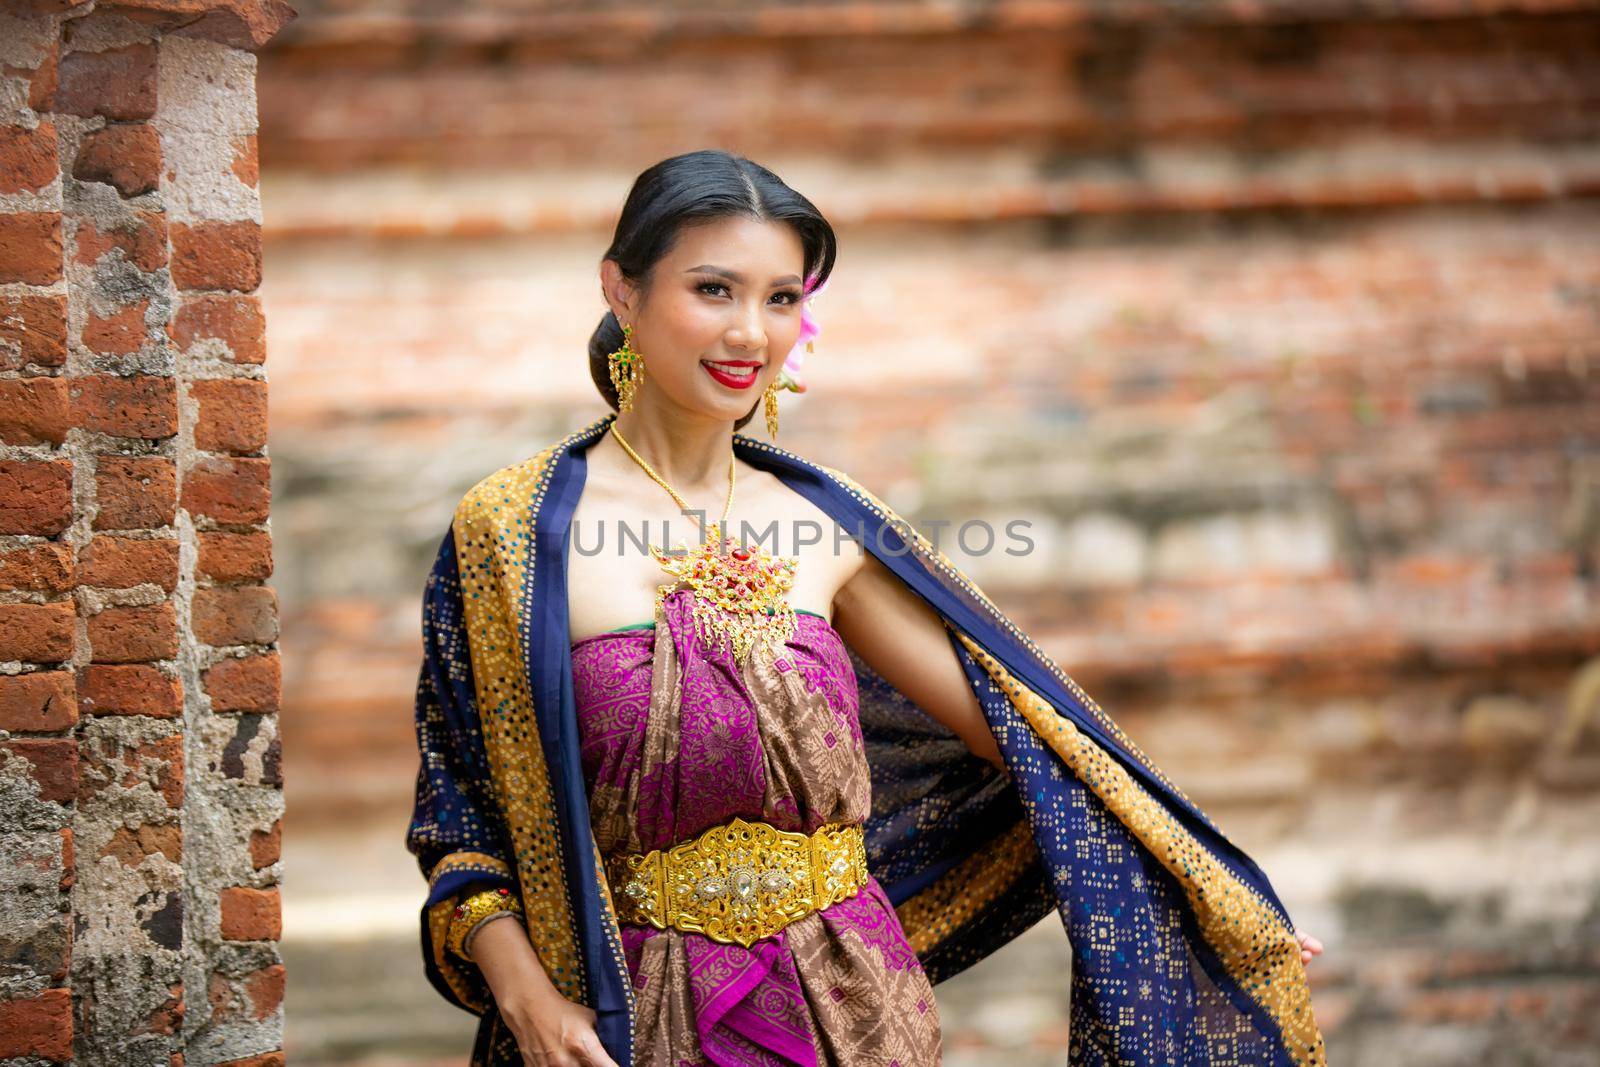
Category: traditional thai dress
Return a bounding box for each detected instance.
[568,586,940,1064]
[407,412,1327,1067]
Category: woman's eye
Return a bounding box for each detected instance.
[698,282,802,307]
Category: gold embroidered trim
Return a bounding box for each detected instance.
[427,850,511,890]
[454,445,587,1002]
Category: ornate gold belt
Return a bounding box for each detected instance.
[604,815,869,948]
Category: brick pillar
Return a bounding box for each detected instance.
[0,2,293,1064]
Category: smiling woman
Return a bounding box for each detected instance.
[406,149,1326,1067]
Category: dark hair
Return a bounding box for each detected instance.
[589,149,837,430]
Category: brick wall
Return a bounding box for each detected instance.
[0,2,292,1065]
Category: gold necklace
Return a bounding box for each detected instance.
[611,424,798,665]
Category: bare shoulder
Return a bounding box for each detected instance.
[732,459,851,545]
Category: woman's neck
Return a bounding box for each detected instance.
[607,409,737,501]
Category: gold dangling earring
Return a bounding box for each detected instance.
[608,322,645,412]
[764,380,781,438]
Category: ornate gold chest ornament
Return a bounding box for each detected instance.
[611,423,799,666]
[604,816,870,947]
[649,525,798,666]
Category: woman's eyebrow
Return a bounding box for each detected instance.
[685,264,803,287]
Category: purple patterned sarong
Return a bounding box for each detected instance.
[571,587,942,1066]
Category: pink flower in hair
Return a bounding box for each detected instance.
[777,271,828,394]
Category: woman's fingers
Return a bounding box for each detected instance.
[578,1030,620,1067]
[1297,932,1325,965]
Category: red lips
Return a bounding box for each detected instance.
[701,360,762,390]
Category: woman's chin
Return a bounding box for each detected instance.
[692,384,764,420]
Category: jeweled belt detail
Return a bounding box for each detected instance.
[603,815,870,948]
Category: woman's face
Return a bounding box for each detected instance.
[603,215,807,424]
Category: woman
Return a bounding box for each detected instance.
[407,149,1326,1067]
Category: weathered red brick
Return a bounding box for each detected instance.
[242,963,285,1020]
[99,822,182,867]
[0,460,72,536]
[150,735,185,810]
[0,602,75,663]
[72,122,162,198]
[219,886,281,941]
[60,827,74,891]
[249,819,282,869]
[192,378,268,453]
[73,374,179,439]
[193,587,278,646]
[82,300,152,356]
[0,987,72,1059]
[230,133,259,187]
[94,455,176,530]
[142,983,182,1038]
[0,739,78,804]
[87,602,179,663]
[197,530,273,582]
[204,652,280,713]
[155,0,293,49]
[0,293,68,370]
[74,216,166,273]
[207,968,235,1022]
[171,293,265,364]
[0,121,59,195]
[78,664,183,718]
[0,542,73,593]
[26,41,60,113]
[0,212,63,286]
[79,536,179,591]
[170,220,262,292]
[182,456,270,524]
[0,377,70,445]
[56,43,157,121]
[0,672,77,732]
[78,730,182,808]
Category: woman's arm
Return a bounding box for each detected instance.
[831,549,1005,771]
[833,547,1325,971]
[468,922,620,1067]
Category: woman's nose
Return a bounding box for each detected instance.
[726,308,766,350]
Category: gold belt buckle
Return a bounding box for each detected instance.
[605,816,869,948]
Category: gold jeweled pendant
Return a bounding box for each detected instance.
[649,520,798,666]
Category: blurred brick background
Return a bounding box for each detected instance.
[256,2,1600,1065]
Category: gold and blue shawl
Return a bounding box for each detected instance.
[407,411,1326,1066]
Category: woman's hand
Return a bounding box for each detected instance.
[499,988,619,1067]
[468,916,620,1067]
[1297,930,1324,967]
